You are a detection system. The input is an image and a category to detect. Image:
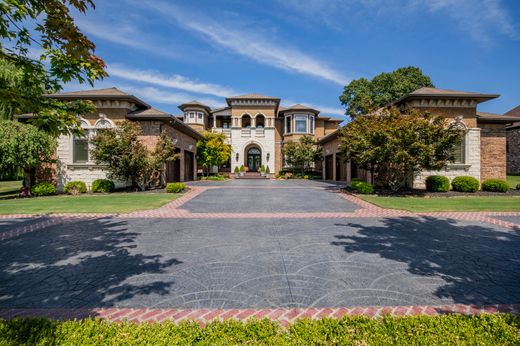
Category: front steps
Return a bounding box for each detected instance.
[236,172,268,179]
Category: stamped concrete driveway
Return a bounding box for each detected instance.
[1,179,519,310]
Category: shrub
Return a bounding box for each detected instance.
[425,175,450,192]
[352,181,374,194]
[166,182,186,193]
[92,179,115,193]
[451,176,480,193]
[63,181,87,195]
[303,175,309,180]
[205,175,225,181]
[239,165,245,172]
[265,166,270,174]
[30,182,56,196]
[482,179,509,193]
[517,183,520,190]
[234,166,240,173]
[260,165,265,173]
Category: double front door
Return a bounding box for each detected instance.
[247,148,261,172]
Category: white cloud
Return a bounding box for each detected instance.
[141,1,349,86]
[75,18,183,59]
[108,64,237,98]
[282,0,518,46]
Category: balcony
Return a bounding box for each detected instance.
[241,128,251,137]
[255,127,265,137]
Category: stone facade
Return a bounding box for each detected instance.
[507,125,520,174]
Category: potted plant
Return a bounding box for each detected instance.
[234,166,240,178]
[239,165,245,176]
[260,165,266,177]
[265,165,270,178]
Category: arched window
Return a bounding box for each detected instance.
[242,114,251,128]
[95,118,113,128]
[255,114,265,128]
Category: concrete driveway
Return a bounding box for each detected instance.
[0,179,519,309]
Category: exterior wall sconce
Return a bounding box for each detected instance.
[236,153,239,162]
[266,152,270,162]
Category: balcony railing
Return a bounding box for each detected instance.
[255,128,265,137]
[212,127,231,138]
[241,128,251,137]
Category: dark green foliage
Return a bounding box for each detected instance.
[451,176,480,192]
[265,166,270,174]
[339,66,434,118]
[166,182,185,193]
[0,315,518,345]
[234,166,240,173]
[516,183,520,190]
[282,135,321,174]
[91,179,115,193]
[30,182,56,196]
[63,181,87,195]
[204,175,225,181]
[351,179,374,194]
[426,176,450,192]
[482,179,510,193]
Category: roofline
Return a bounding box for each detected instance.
[126,114,203,140]
[317,129,340,145]
[279,107,320,115]
[178,103,212,113]
[392,91,499,106]
[45,92,151,109]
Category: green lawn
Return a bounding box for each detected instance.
[0,192,179,214]
[0,315,518,345]
[360,195,520,212]
[507,175,520,189]
[0,180,22,197]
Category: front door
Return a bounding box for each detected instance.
[247,148,261,172]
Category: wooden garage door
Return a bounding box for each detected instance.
[166,148,181,182]
[184,150,194,181]
[324,155,334,180]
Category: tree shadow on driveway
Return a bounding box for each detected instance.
[332,217,520,305]
[0,217,182,309]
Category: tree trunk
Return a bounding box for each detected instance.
[24,167,36,190]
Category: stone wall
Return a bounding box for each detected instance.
[412,128,481,189]
[480,123,507,181]
[507,126,520,174]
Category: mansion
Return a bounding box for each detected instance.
[178,94,340,174]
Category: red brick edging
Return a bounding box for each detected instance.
[0,304,518,325]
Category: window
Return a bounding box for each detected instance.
[452,138,465,164]
[73,134,89,163]
[285,115,292,134]
[309,115,315,134]
[197,112,203,123]
[294,114,307,133]
[223,122,231,129]
[189,112,195,121]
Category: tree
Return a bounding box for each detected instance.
[0,120,56,188]
[90,121,148,190]
[338,108,465,191]
[196,132,232,176]
[283,135,321,174]
[0,0,106,135]
[339,66,434,118]
[90,121,179,190]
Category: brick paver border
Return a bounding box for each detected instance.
[0,304,518,325]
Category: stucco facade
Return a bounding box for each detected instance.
[179,94,340,175]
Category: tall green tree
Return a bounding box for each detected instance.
[283,135,321,174]
[338,108,465,191]
[196,132,232,176]
[0,0,106,135]
[0,120,56,188]
[339,66,434,118]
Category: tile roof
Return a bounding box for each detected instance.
[178,100,212,112]
[127,107,171,118]
[505,105,520,117]
[46,87,150,108]
[393,87,499,105]
[476,111,520,123]
[227,93,278,99]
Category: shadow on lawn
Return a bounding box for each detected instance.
[332,217,520,305]
[0,217,181,310]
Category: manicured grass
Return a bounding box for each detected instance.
[0,315,518,345]
[0,192,179,214]
[507,175,520,189]
[0,180,22,197]
[360,195,520,212]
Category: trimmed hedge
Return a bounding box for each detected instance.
[350,179,374,194]
[482,179,509,193]
[0,315,518,345]
[451,176,480,193]
[30,182,56,196]
[92,179,115,193]
[166,182,186,193]
[63,181,87,195]
[425,175,450,192]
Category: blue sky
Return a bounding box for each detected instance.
[68,0,520,119]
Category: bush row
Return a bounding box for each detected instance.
[426,175,512,192]
[350,178,374,194]
[166,182,186,193]
[1,315,518,345]
[29,179,116,196]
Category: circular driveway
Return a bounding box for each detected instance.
[0,180,519,309]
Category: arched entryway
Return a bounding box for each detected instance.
[245,146,262,172]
